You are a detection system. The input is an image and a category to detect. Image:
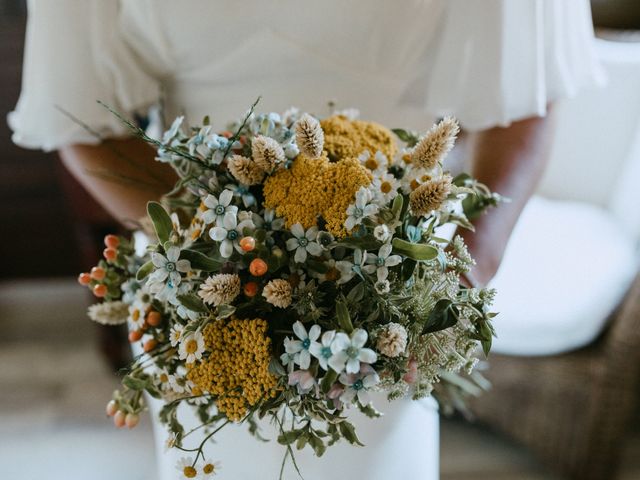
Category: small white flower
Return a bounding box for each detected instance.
[148,246,191,290]
[288,370,317,395]
[280,350,297,373]
[309,330,337,370]
[335,249,367,285]
[371,172,400,204]
[284,321,321,369]
[178,331,205,364]
[329,329,377,374]
[162,116,184,145]
[260,208,285,232]
[358,150,388,175]
[363,243,402,281]
[339,365,380,406]
[225,182,256,208]
[374,279,391,294]
[285,223,323,263]
[201,459,221,477]
[345,186,379,231]
[209,214,254,258]
[373,224,392,242]
[202,190,238,225]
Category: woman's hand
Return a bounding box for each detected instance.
[59,137,178,225]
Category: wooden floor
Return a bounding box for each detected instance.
[1,278,638,479]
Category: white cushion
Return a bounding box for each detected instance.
[489,196,638,356]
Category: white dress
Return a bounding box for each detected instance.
[10,1,602,479]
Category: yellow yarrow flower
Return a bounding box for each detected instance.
[263,154,372,237]
[320,115,397,162]
[186,317,277,421]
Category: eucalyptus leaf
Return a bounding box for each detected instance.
[320,370,339,394]
[136,261,154,281]
[392,238,438,261]
[337,236,381,251]
[335,299,354,333]
[147,201,173,243]
[338,421,364,446]
[177,294,209,313]
[180,249,222,272]
[217,304,236,319]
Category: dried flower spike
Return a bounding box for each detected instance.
[376,322,408,358]
[263,279,293,308]
[251,135,285,172]
[411,117,459,170]
[409,175,452,216]
[198,273,241,306]
[295,113,324,159]
[227,154,265,185]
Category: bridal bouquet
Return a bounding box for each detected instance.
[79,102,499,478]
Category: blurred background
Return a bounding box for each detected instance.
[1,1,639,479]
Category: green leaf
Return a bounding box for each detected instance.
[180,249,222,272]
[392,238,438,261]
[338,421,364,446]
[391,128,420,147]
[346,283,365,303]
[335,298,354,333]
[268,357,286,377]
[423,299,459,334]
[337,235,381,251]
[277,431,299,446]
[177,294,208,313]
[122,375,151,391]
[400,258,417,281]
[320,369,339,394]
[391,194,404,218]
[147,201,173,243]
[216,304,236,319]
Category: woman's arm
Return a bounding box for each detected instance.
[460,111,555,286]
[59,138,178,225]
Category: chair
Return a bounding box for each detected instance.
[470,36,640,480]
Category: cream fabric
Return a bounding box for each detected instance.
[9,0,602,151]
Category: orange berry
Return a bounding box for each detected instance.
[90,266,106,281]
[113,410,126,428]
[125,413,140,429]
[146,311,162,327]
[239,236,256,252]
[249,258,268,277]
[93,284,107,298]
[103,247,117,261]
[106,400,118,417]
[78,273,91,286]
[143,338,158,353]
[128,330,143,343]
[244,281,259,297]
[104,234,120,248]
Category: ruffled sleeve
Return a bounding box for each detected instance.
[422,0,605,131]
[8,0,161,151]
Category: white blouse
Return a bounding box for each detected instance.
[9,0,603,151]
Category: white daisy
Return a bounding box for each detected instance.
[358,150,387,175]
[345,187,379,231]
[285,223,323,263]
[169,323,185,347]
[178,331,205,364]
[371,172,400,204]
[329,329,377,374]
[202,190,238,226]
